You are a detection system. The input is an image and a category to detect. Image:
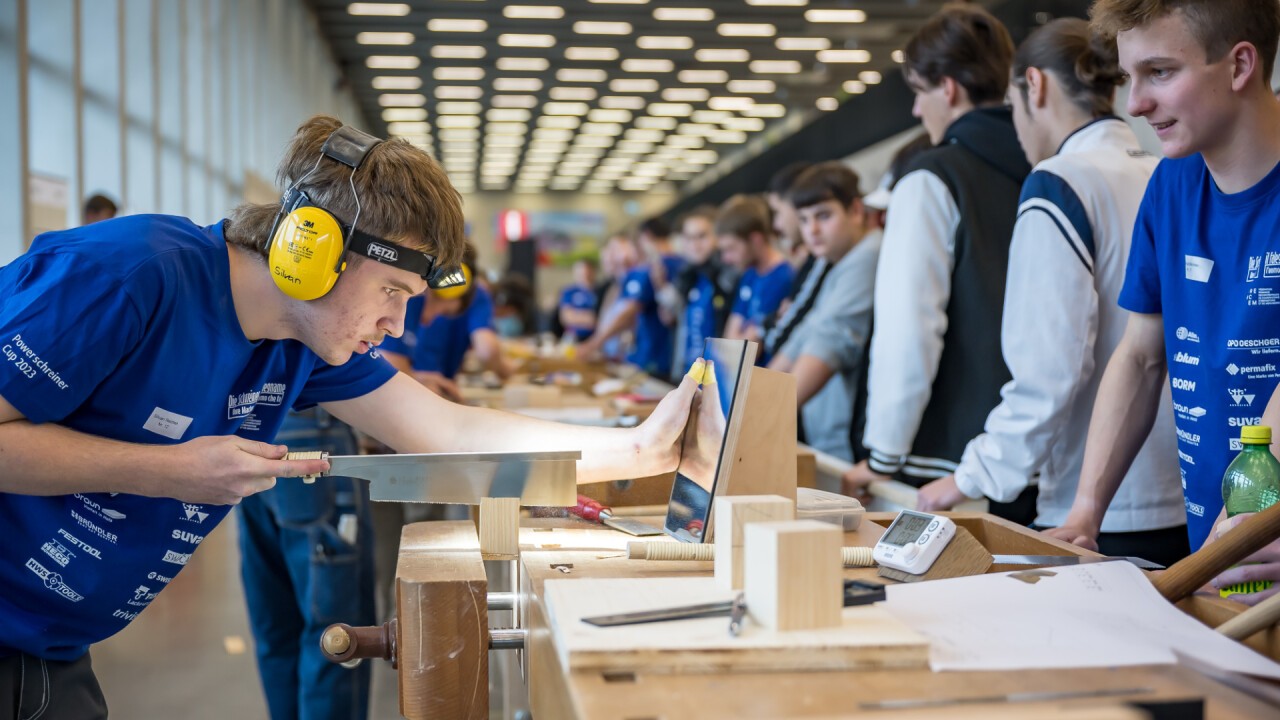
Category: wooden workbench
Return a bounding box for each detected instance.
[390,513,1280,719]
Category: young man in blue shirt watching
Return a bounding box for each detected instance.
[715,194,794,363]
[557,259,599,342]
[580,217,685,379]
[0,115,696,717]
[1048,0,1280,600]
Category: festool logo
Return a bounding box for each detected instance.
[1174,352,1199,366]
[1171,378,1196,392]
[368,243,399,262]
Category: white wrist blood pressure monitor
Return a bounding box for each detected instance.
[873,510,956,574]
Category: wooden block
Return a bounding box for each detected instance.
[714,495,795,591]
[479,497,520,558]
[744,520,842,632]
[877,525,992,583]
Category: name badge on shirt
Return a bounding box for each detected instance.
[143,406,193,440]
[1185,255,1214,283]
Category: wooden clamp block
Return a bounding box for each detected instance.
[479,497,520,557]
[714,495,795,592]
[877,525,992,583]
[744,520,843,632]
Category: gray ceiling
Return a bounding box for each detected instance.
[306,1,968,194]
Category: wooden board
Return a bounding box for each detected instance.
[543,576,928,673]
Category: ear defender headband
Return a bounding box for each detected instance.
[265,125,467,300]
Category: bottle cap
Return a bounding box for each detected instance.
[1241,425,1272,445]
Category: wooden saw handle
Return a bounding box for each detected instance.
[1217,589,1280,640]
[1153,502,1280,603]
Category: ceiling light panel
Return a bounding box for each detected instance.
[816,49,871,63]
[498,34,556,48]
[600,95,646,109]
[493,77,542,92]
[366,56,419,69]
[816,97,838,111]
[485,122,527,135]
[691,110,729,123]
[636,36,692,50]
[432,67,483,81]
[653,7,713,21]
[431,45,485,59]
[775,37,829,51]
[427,19,488,33]
[859,70,883,84]
[678,69,728,84]
[723,117,765,132]
[556,68,608,83]
[386,121,431,135]
[635,116,677,129]
[574,21,633,35]
[383,108,427,122]
[749,60,802,74]
[348,3,407,16]
[708,96,753,111]
[544,102,591,115]
[581,122,624,136]
[436,101,482,114]
[564,47,619,61]
[378,93,426,107]
[744,103,786,117]
[437,115,481,128]
[439,128,480,141]
[662,87,709,102]
[373,75,422,90]
[533,128,574,141]
[435,86,483,99]
[549,86,597,101]
[727,79,775,94]
[805,9,867,23]
[536,115,580,128]
[356,32,413,45]
[648,102,693,116]
[842,80,867,94]
[491,95,538,108]
[718,23,775,37]
[496,57,549,72]
[695,48,749,63]
[610,78,659,93]
[504,5,564,19]
[622,58,674,73]
[588,108,632,123]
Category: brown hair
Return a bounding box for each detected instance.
[676,204,718,231]
[1013,18,1126,117]
[714,195,773,241]
[903,3,1015,105]
[1091,0,1280,82]
[787,162,862,212]
[225,115,465,269]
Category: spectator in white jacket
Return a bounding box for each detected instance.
[915,17,1188,567]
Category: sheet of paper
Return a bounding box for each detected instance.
[883,561,1280,678]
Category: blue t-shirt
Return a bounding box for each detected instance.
[682,274,718,371]
[731,261,794,364]
[558,284,598,341]
[0,215,396,660]
[1119,156,1280,549]
[621,255,685,378]
[380,287,495,379]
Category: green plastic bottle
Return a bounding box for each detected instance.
[1220,425,1280,598]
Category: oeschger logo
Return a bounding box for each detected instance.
[1227,338,1280,349]
[1176,327,1201,343]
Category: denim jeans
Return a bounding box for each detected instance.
[238,409,375,720]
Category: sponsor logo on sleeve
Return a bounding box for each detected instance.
[161,549,192,566]
[1228,388,1257,407]
[1175,428,1201,447]
[25,558,83,602]
[1228,416,1263,427]
[1186,499,1205,517]
[1174,402,1207,421]
[1225,362,1278,379]
[1174,352,1200,366]
[126,584,159,607]
[1176,327,1201,343]
[112,609,138,621]
[40,539,74,568]
[1171,377,1196,392]
[70,510,118,544]
[1230,438,1244,451]
[1249,255,1262,281]
[1185,255,1214,282]
[74,494,127,523]
[146,570,174,584]
[1178,449,1195,465]
[182,504,209,524]
[171,529,205,545]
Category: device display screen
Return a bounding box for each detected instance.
[663,338,748,542]
[883,511,931,547]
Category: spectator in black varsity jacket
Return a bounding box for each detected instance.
[843,4,1035,524]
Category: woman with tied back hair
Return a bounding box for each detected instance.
[915,18,1189,567]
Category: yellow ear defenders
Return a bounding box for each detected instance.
[430,263,471,301]
[265,125,468,300]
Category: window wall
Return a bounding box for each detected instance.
[0,0,366,264]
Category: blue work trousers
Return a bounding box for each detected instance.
[238,409,375,720]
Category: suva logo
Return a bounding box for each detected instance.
[367,242,399,262]
[1171,378,1196,392]
[1229,417,1263,427]
[1174,352,1199,366]
[1176,327,1200,343]
[172,529,205,545]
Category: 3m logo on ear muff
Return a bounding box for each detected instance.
[268,204,347,301]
